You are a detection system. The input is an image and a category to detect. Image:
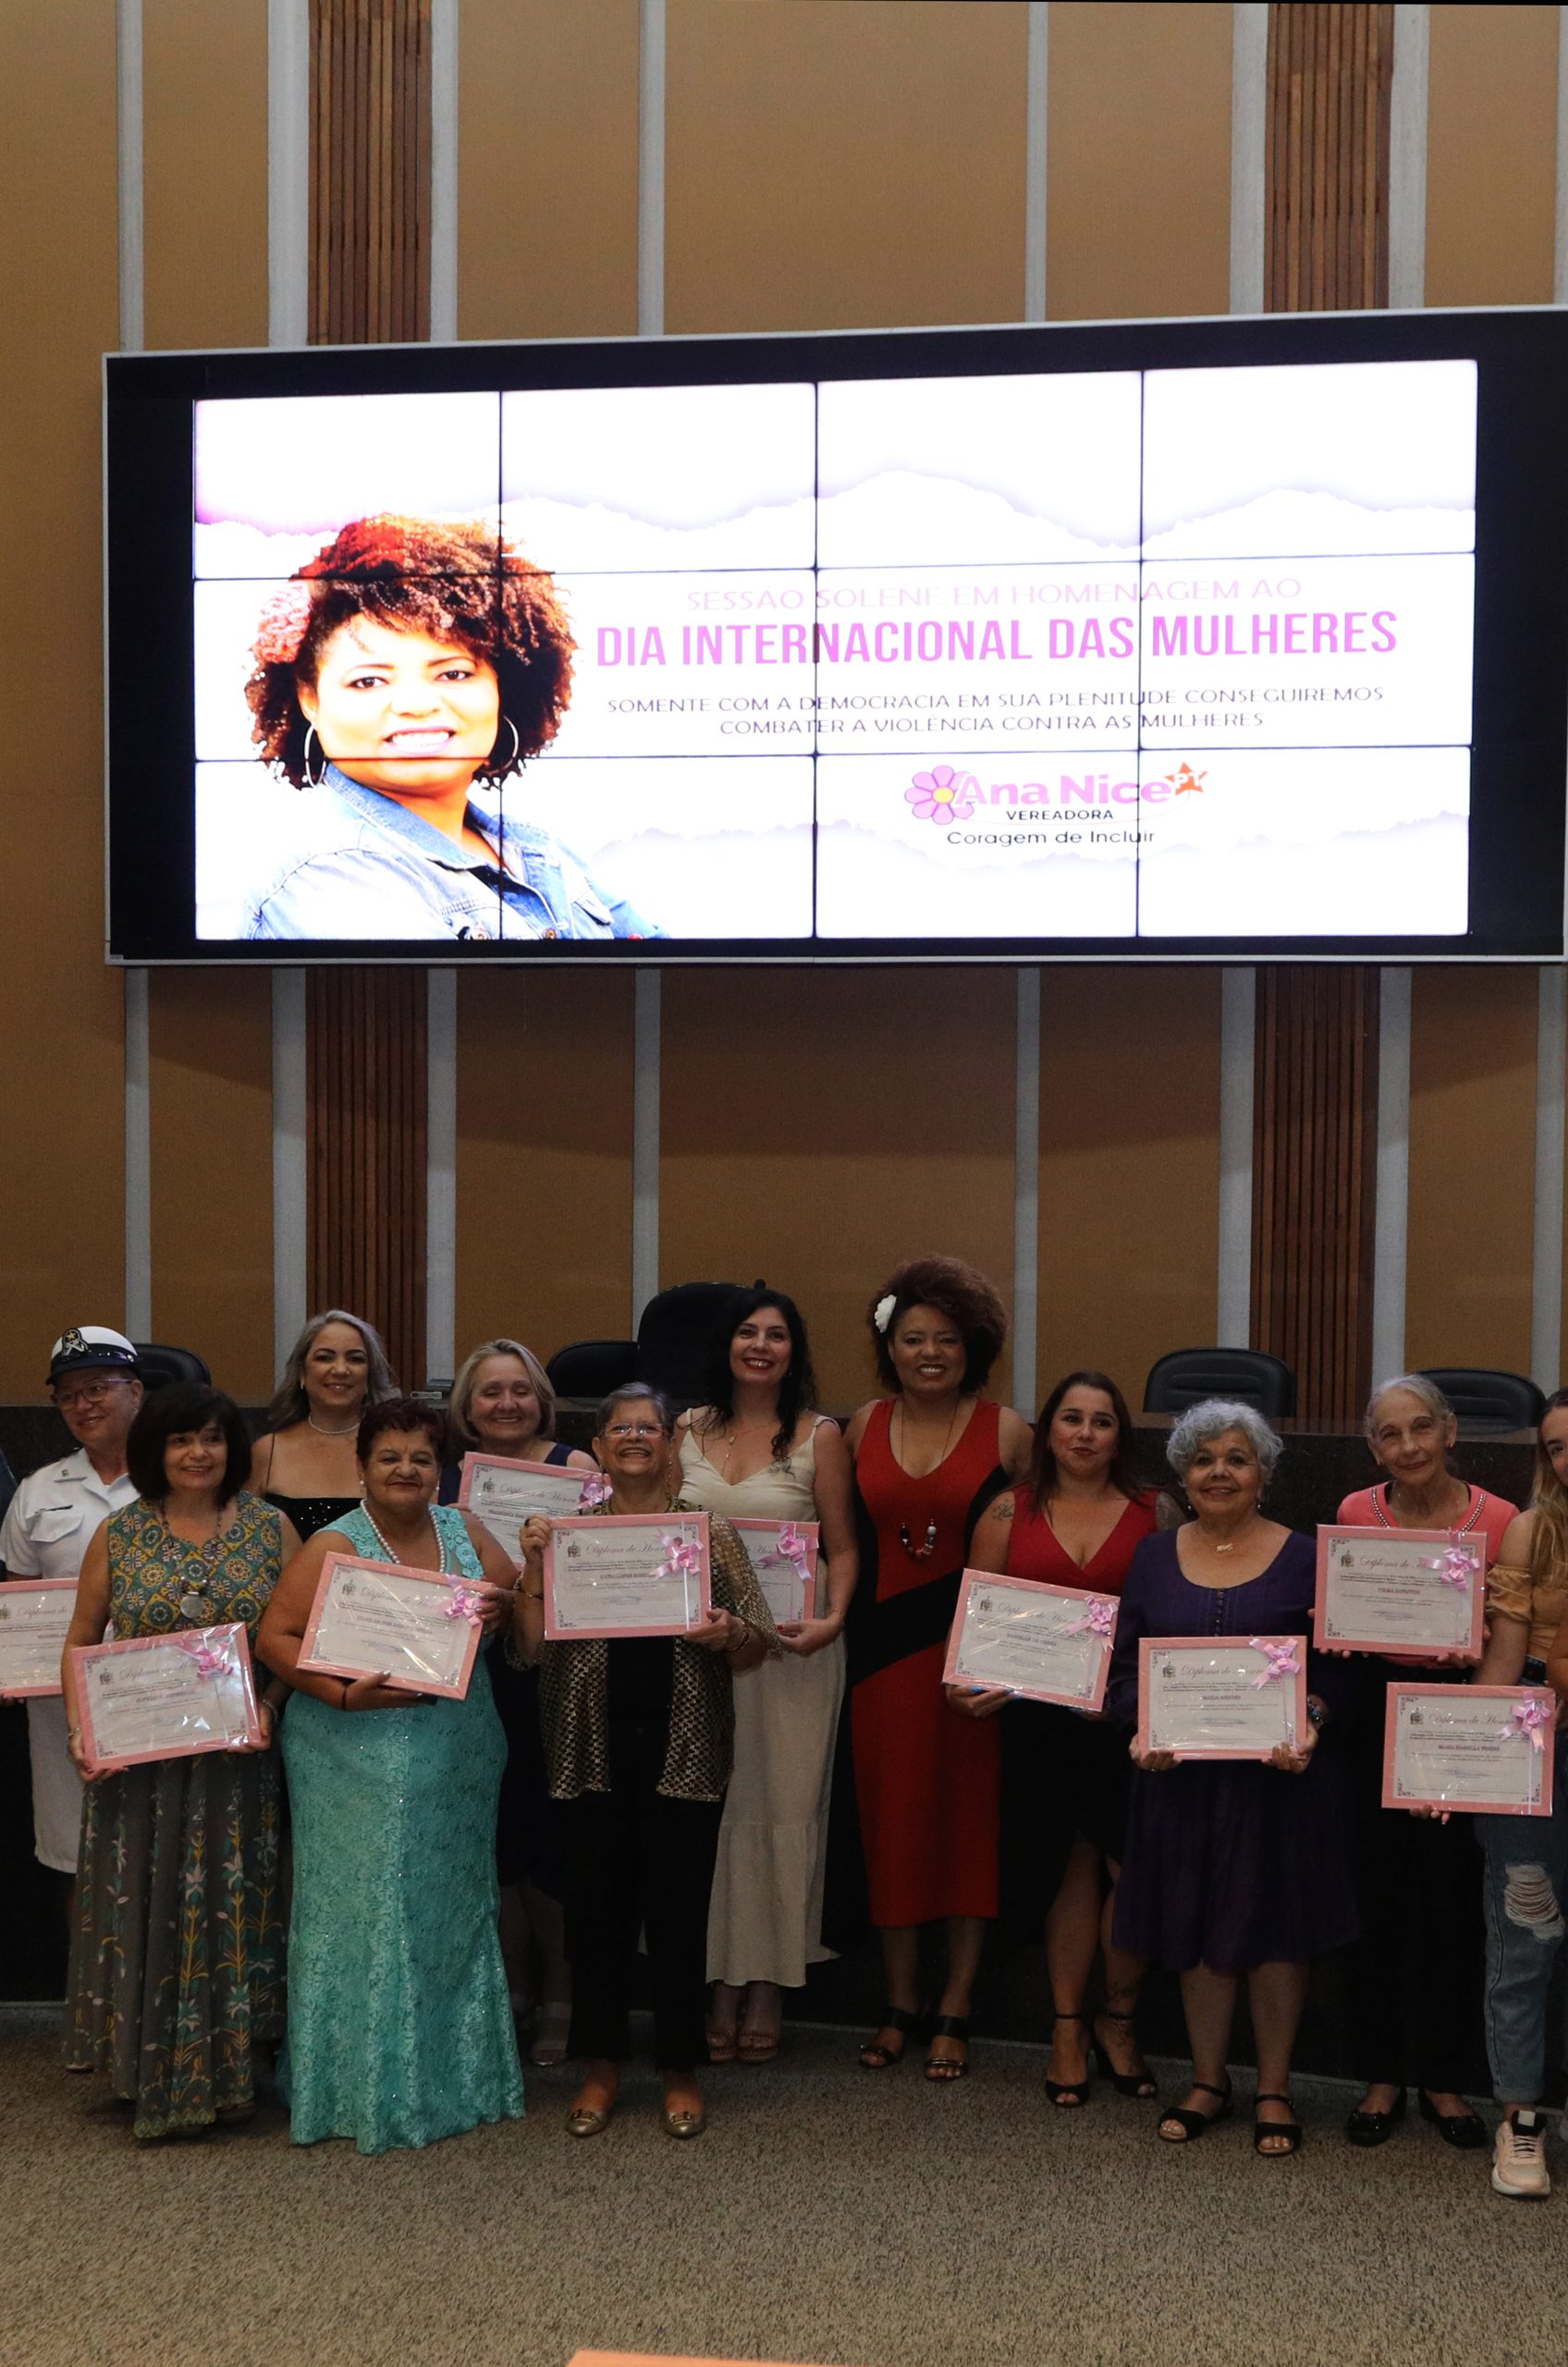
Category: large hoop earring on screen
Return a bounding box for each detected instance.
[483,716,521,779]
[301,723,326,788]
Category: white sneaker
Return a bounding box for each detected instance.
[1492,2109,1551,2199]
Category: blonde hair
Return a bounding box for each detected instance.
[263,1309,398,1431]
[447,1338,557,1453]
[1528,1389,1568,1584]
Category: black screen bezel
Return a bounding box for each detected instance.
[104,304,1568,963]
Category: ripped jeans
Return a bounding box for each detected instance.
[1478,1730,1568,2104]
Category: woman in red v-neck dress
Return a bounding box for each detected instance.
[956,1371,1158,2106]
[845,1257,1032,2080]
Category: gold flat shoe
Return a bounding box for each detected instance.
[663,2106,706,2140]
[566,2103,612,2138]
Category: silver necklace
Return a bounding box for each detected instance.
[361,1504,448,1573]
[164,1504,227,1623]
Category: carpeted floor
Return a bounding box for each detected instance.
[1,2006,1555,2367]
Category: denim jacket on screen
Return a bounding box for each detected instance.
[239,766,660,943]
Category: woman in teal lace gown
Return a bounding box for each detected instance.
[258,1396,524,2154]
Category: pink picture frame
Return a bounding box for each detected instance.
[71,1622,262,1776]
[299,1552,484,1700]
[0,1577,79,1698]
[543,1513,712,1641]
[941,1570,1117,1711]
[1313,1524,1486,1659]
[1381,1683,1556,1817]
[1135,1633,1309,1762]
[729,1517,823,1622]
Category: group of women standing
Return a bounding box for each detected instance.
[43,1261,1568,2198]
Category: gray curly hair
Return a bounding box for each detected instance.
[1166,1397,1283,1483]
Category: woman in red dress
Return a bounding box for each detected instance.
[951,1371,1159,2105]
[845,1256,1032,2079]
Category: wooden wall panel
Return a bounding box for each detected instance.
[454,970,635,1364]
[0,0,124,1397]
[1266,4,1391,311]
[1426,4,1557,308]
[665,0,1028,335]
[1405,968,1537,1379]
[311,0,431,345]
[659,968,1017,1414]
[149,974,275,1400]
[1250,967,1378,1424]
[457,0,639,340]
[1037,967,1222,1417]
[143,0,270,350]
[1047,3,1232,323]
[308,972,427,1392]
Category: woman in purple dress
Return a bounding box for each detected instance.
[1107,1399,1356,2158]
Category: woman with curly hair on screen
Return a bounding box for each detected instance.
[845,1255,1032,2081]
[234,513,659,942]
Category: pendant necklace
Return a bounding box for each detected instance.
[897,1398,960,1561]
[167,1506,227,1623]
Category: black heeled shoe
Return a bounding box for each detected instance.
[924,2014,970,2081]
[1417,2088,1487,2150]
[1254,2091,1304,2157]
[859,2005,921,2070]
[1092,2010,1158,2101]
[1045,2011,1092,2106]
[1345,2087,1407,2147]
[1158,2079,1232,2141]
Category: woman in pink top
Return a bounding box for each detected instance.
[950,1370,1158,2105]
[1337,1373,1517,2153]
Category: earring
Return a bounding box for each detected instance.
[301,722,326,788]
[482,716,521,778]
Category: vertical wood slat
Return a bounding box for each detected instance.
[1265,3,1391,309]
[309,0,430,345]
[307,971,428,1394]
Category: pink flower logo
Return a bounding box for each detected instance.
[905,766,980,823]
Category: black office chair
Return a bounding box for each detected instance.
[634,1282,746,1405]
[545,1340,638,1401]
[1415,1367,1546,1433]
[131,1343,213,1393]
[1143,1347,1297,1419]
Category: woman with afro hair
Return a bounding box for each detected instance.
[235,514,659,942]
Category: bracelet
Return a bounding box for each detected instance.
[521,1588,544,1602]
[724,1619,751,1655]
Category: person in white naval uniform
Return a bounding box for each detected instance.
[0,1328,143,1899]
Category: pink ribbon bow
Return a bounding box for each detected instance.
[578,1471,612,1508]
[1419,1536,1478,1589]
[1501,1697,1550,1752]
[444,1583,484,1625]
[657,1530,703,1582]
[1065,1596,1117,1640]
[1249,1637,1300,1688]
[175,1636,227,1678]
[777,1523,812,1580]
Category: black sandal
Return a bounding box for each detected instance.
[1092,2010,1158,2101]
[1254,2091,1304,2156]
[859,2005,919,2070]
[924,2014,970,2080]
[1045,2012,1093,2107]
[1158,2079,1232,2142]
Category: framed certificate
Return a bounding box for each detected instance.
[1136,1634,1308,1761]
[730,1519,821,1624]
[543,1514,711,1640]
[0,1578,78,1697]
[943,1571,1118,1711]
[1383,1684,1556,1817]
[299,1553,485,1699]
[457,1452,599,1562]
[1314,1525,1485,1657]
[71,1623,262,1775]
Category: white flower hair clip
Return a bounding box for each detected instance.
[873,1293,897,1334]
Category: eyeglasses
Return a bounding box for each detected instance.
[53,1379,126,1411]
[606,1422,664,1439]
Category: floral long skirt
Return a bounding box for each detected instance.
[66,1749,284,2139]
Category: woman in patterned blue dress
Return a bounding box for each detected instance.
[257,1395,523,2154]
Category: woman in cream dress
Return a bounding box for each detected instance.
[677,1288,858,2060]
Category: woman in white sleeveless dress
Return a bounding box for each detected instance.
[677,1288,859,2060]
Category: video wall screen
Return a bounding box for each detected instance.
[104,309,1568,961]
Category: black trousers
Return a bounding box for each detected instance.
[562,1721,724,2072]
[1343,1674,1484,2092]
